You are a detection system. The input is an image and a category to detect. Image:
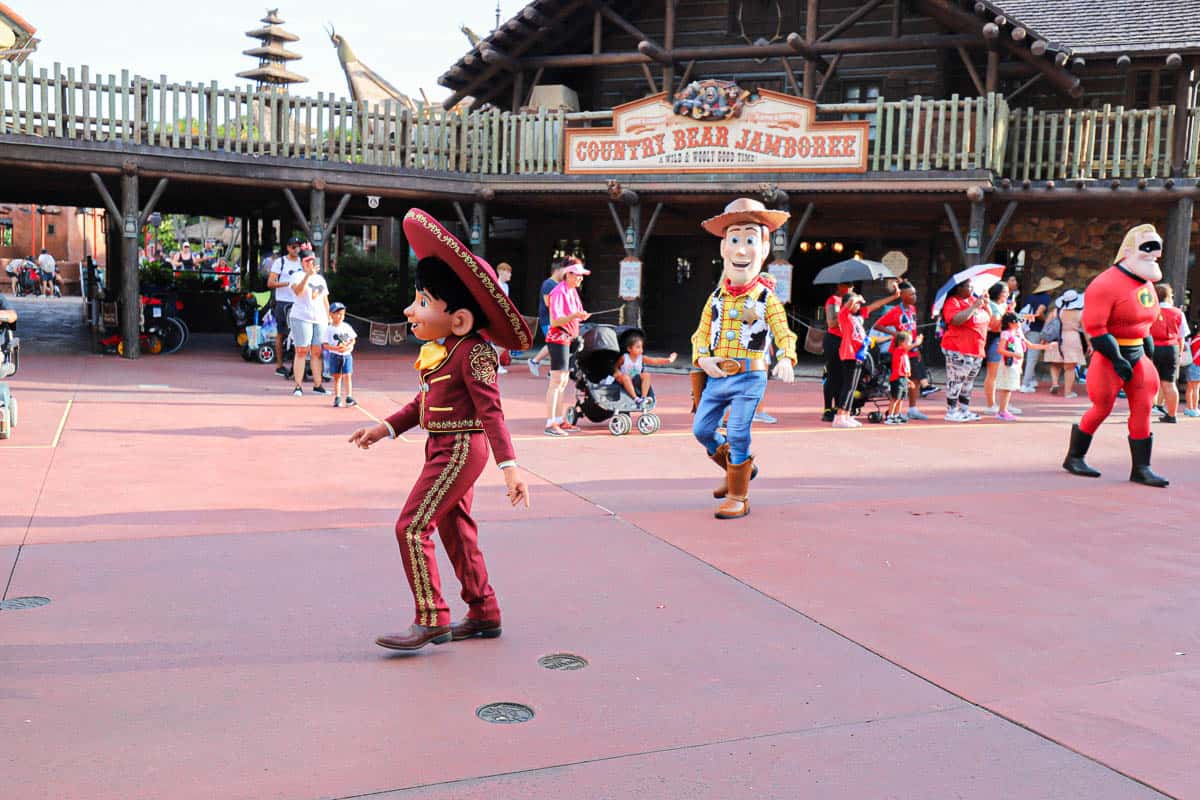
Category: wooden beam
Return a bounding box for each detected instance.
[452,201,471,232]
[282,188,312,239]
[1005,72,1043,103]
[803,0,819,98]
[678,59,696,87]
[786,202,816,260]
[592,9,602,54]
[663,0,676,97]
[637,40,672,65]
[89,172,122,221]
[137,178,169,229]
[944,202,966,261]
[891,0,903,38]
[480,46,518,71]
[639,63,658,94]
[326,193,352,233]
[818,0,886,43]
[780,57,801,95]
[986,48,1000,93]
[981,200,1018,262]
[524,67,545,107]
[957,46,985,95]
[813,54,843,102]
[636,202,664,259]
[591,1,653,44]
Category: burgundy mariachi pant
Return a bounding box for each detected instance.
[395,431,500,627]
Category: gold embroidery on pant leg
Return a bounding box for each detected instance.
[405,433,471,626]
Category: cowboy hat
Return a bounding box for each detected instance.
[1030,276,1063,294]
[701,197,790,237]
[402,208,533,351]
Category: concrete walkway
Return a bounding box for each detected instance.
[1,340,1196,799]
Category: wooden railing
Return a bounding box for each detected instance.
[1001,105,1182,181]
[4,61,1199,181]
[0,60,566,173]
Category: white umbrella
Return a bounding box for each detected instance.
[930,263,1006,318]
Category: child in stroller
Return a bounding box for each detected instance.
[614,329,677,407]
[565,325,664,435]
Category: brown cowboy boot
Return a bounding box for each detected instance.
[710,443,760,499]
[715,457,754,519]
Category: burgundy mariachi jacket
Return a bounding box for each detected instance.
[383,333,517,464]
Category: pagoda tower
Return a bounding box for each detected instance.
[237,9,307,92]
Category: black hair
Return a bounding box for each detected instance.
[624,331,645,351]
[898,281,914,292]
[988,282,1007,301]
[415,256,488,333]
[1001,311,1020,328]
[951,280,973,298]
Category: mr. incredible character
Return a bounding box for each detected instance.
[692,198,798,519]
[349,208,533,651]
[1062,224,1169,487]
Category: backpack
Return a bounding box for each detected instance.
[1041,315,1062,344]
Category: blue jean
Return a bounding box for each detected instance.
[692,368,767,465]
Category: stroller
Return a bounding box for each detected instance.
[0,320,20,439]
[227,291,275,363]
[564,325,662,435]
[14,261,40,297]
[845,344,893,423]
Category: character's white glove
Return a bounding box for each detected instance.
[696,356,728,379]
[772,359,795,384]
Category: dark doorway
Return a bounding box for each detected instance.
[788,240,866,322]
[641,235,725,354]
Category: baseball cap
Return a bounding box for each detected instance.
[329,302,346,313]
[298,247,316,260]
[286,236,304,246]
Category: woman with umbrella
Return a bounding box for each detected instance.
[815,257,900,422]
[936,271,997,421]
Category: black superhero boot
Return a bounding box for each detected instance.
[1128,435,1169,488]
[1062,424,1101,478]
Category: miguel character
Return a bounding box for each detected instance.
[1062,224,1169,487]
[691,198,798,519]
[349,208,534,651]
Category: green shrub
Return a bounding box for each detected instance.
[325,247,408,321]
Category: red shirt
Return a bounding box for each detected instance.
[1082,266,1159,341]
[1149,305,1184,346]
[875,303,917,337]
[1191,337,1200,365]
[825,294,843,336]
[940,296,989,358]
[889,345,912,381]
[838,303,866,360]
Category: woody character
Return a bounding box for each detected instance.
[692,198,798,519]
[1062,224,1169,487]
[349,208,534,651]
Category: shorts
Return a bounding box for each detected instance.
[324,352,353,375]
[995,362,1023,392]
[290,318,325,348]
[1186,363,1200,383]
[985,337,1002,364]
[889,378,909,400]
[1152,344,1179,383]
[273,301,293,337]
[548,341,571,372]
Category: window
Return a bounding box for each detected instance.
[0,218,12,248]
[47,223,56,236]
[843,82,881,139]
[1131,70,1176,108]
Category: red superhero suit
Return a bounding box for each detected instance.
[1063,224,1169,487]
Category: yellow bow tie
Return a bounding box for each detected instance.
[415,340,448,372]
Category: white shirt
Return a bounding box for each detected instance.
[270,256,303,303]
[37,253,56,273]
[498,279,510,295]
[324,321,357,348]
[288,272,329,324]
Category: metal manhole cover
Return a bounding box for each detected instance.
[0,596,50,611]
[476,702,534,724]
[538,653,588,670]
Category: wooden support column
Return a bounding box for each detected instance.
[966,196,987,267]
[283,181,351,268]
[986,47,1000,94]
[512,71,525,113]
[1164,197,1194,300]
[471,202,487,259]
[803,0,819,98]
[1171,61,1194,173]
[663,0,676,97]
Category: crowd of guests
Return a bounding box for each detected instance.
[4,249,63,297]
[142,242,238,288]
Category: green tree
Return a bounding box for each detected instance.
[324,246,408,321]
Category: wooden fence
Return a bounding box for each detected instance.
[4,60,1199,181]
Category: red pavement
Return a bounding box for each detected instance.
[1,343,1196,799]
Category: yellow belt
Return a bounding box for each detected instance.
[1115,337,1144,346]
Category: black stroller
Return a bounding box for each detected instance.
[0,320,19,439]
[846,344,892,423]
[564,325,662,435]
[14,261,40,297]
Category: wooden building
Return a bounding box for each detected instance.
[432,0,1200,352]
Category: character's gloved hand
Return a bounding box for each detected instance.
[772,359,795,384]
[697,356,728,379]
[1143,336,1155,360]
[1112,357,1134,381]
[1091,333,1135,382]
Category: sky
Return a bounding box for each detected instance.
[23,0,519,102]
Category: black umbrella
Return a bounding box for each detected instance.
[812,258,896,285]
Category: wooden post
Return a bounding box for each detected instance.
[663,0,676,98]
[1171,61,1194,173]
[986,48,1000,94]
[120,167,140,358]
[309,184,326,263]
[1164,197,1193,300]
[803,0,819,98]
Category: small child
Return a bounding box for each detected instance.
[995,311,1050,420]
[615,331,676,406]
[833,292,869,428]
[885,331,912,424]
[1185,333,1200,417]
[323,302,357,407]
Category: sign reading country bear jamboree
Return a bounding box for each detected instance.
[565,82,868,175]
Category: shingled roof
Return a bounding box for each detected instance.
[987,0,1200,55]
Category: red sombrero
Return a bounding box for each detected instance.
[403,208,533,351]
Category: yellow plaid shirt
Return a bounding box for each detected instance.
[691,283,797,365]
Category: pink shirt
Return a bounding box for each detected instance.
[546,281,583,344]
[1000,329,1028,362]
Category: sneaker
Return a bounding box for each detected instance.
[1018,385,1037,394]
[275,366,290,377]
[1182,408,1200,417]
[1064,392,1079,399]
[960,409,981,421]
[333,397,342,407]
[983,404,999,415]
[634,397,646,409]
[344,396,357,406]
[1152,404,1166,416]
[996,411,1017,421]
[292,386,303,397]
[820,409,835,422]
[543,425,568,437]
[1157,414,1178,424]
[832,417,859,429]
[312,385,329,395]
[1008,406,1023,415]
[920,385,940,397]
[1049,385,1062,395]
[944,408,966,422]
[907,408,929,420]
[527,359,541,377]
[883,415,900,425]
[498,366,508,374]
[752,411,778,424]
